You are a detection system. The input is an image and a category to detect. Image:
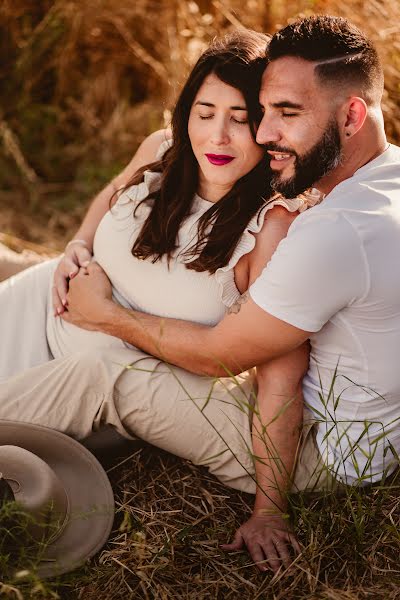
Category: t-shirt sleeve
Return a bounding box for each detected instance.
[249,210,367,332]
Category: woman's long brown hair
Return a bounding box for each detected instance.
[126,29,272,274]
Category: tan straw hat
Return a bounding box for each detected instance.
[0,420,115,578]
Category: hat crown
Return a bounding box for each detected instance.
[0,445,69,541]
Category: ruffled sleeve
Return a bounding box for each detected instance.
[155,138,173,160]
[215,189,323,309]
[114,137,172,203]
[108,169,162,232]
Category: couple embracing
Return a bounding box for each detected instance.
[1,15,399,574]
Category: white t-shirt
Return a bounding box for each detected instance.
[250,144,400,485]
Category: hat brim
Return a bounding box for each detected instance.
[0,420,115,578]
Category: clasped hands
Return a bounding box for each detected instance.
[57,260,113,331]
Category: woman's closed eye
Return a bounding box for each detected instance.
[199,114,248,124]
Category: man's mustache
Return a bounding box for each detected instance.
[263,143,298,158]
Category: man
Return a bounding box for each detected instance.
[2,16,400,572]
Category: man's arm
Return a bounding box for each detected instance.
[61,205,310,374]
[62,261,310,375]
[222,348,306,571]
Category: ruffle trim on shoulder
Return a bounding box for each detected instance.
[116,138,173,208]
[116,169,162,208]
[215,191,323,308]
[155,138,173,160]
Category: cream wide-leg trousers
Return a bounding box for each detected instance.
[0,250,336,495]
[0,346,257,492]
[0,256,257,493]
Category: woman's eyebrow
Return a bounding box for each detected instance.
[194,101,247,111]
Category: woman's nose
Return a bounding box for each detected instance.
[210,119,230,145]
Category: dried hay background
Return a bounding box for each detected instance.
[0,0,398,248]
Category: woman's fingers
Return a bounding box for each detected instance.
[74,246,92,268]
[52,281,65,315]
[52,247,93,313]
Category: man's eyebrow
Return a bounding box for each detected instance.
[194,101,247,110]
[271,101,303,109]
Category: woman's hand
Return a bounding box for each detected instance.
[221,513,301,574]
[52,241,92,315]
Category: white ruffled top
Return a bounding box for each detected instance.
[47,142,323,358]
[90,144,322,327]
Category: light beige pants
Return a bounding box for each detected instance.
[0,247,336,495]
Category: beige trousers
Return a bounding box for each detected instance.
[0,245,336,495]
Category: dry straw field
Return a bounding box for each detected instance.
[1,1,400,599]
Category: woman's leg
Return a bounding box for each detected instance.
[0,258,59,378]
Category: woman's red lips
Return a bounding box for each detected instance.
[205,154,235,165]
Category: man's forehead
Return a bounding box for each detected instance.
[260,57,318,103]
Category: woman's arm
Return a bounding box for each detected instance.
[53,129,170,314]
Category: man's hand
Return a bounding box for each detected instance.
[221,514,300,573]
[60,261,113,331]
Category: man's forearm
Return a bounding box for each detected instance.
[100,301,218,375]
[65,262,310,377]
[251,360,304,516]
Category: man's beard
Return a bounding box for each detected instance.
[267,119,343,198]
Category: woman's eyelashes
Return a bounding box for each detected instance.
[198,114,248,124]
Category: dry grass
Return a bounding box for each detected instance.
[5,443,396,599]
[2,435,400,599]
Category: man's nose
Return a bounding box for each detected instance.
[256,114,280,145]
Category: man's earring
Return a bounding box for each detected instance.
[345,131,351,137]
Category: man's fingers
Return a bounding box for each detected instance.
[220,529,244,551]
[246,541,270,572]
[288,533,301,555]
[272,537,293,571]
[261,542,281,573]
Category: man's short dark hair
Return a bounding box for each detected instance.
[269,15,384,105]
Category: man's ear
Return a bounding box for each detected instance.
[340,96,368,140]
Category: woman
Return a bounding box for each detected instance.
[0,30,316,570]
